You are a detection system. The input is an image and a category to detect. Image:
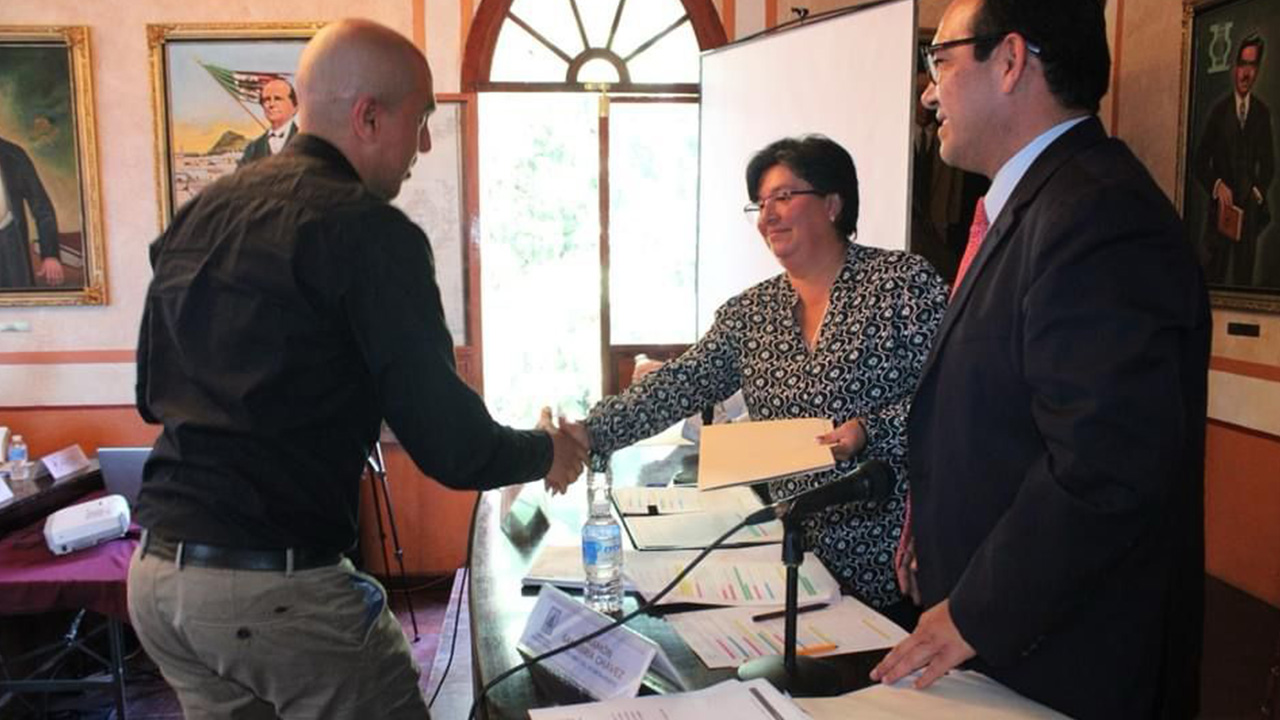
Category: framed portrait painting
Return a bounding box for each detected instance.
[148,23,321,226]
[1180,0,1280,311]
[0,26,106,307]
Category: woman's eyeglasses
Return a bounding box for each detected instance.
[743,188,824,218]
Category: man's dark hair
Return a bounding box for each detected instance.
[745,135,860,238]
[1238,34,1265,66]
[970,0,1110,114]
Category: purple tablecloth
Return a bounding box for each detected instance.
[0,491,137,622]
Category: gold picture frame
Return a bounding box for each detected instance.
[0,26,106,307]
[1177,0,1280,312]
[147,23,322,227]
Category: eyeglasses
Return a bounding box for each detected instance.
[743,188,824,217]
[920,33,1042,83]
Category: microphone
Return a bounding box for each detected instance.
[743,459,894,525]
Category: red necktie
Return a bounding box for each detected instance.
[950,196,990,299]
[895,197,992,586]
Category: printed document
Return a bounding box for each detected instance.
[528,678,811,720]
[793,670,1069,719]
[665,595,906,668]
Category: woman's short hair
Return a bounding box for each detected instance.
[745,134,860,238]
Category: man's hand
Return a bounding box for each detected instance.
[816,418,867,461]
[36,257,64,286]
[538,407,587,495]
[895,535,921,605]
[870,599,975,689]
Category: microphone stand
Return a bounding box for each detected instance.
[736,509,843,695]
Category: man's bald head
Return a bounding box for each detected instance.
[295,19,436,199]
[297,19,433,136]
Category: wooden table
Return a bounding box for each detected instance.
[466,443,886,719]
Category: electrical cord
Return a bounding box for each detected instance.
[465,511,761,720]
[426,489,482,711]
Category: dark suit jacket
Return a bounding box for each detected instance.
[907,118,1210,719]
[0,136,59,286]
[238,122,297,167]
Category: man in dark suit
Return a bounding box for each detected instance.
[1195,35,1273,287]
[0,134,63,288]
[872,1,1210,718]
[237,77,298,167]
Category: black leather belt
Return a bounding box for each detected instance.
[141,531,341,572]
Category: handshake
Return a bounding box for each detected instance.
[536,407,591,495]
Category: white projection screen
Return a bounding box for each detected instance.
[696,0,917,332]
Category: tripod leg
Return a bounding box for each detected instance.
[366,456,394,586]
[370,441,421,642]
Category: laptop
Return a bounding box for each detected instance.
[97,447,150,506]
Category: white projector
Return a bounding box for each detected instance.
[44,494,131,555]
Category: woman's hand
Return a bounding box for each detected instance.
[817,418,867,461]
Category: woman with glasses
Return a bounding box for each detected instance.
[576,135,948,616]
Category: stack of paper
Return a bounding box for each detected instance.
[613,483,780,550]
[793,671,1070,719]
[523,545,837,609]
[620,511,783,550]
[522,545,637,591]
[664,595,907,668]
[528,677,811,720]
[614,485,764,515]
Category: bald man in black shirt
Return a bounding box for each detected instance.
[129,19,586,718]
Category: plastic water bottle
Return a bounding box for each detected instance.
[9,435,31,481]
[582,471,623,616]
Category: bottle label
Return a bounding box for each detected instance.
[583,537,620,565]
[582,527,621,566]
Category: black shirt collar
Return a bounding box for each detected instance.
[284,133,363,184]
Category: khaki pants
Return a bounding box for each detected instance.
[127,547,429,719]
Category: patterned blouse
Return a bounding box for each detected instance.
[585,243,948,608]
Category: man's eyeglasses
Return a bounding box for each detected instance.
[743,188,824,217]
[920,33,1042,83]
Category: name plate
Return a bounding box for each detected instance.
[0,477,13,504]
[42,445,91,481]
[519,585,684,700]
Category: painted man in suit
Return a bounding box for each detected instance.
[1195,35,1273,287]
[237,77,298,167]
[872,1,1210,718]
[0,134,63,288]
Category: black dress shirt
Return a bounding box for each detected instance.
[135,134,550,553]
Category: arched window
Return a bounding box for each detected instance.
[463,0,726,424]
[464,0,724,91]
